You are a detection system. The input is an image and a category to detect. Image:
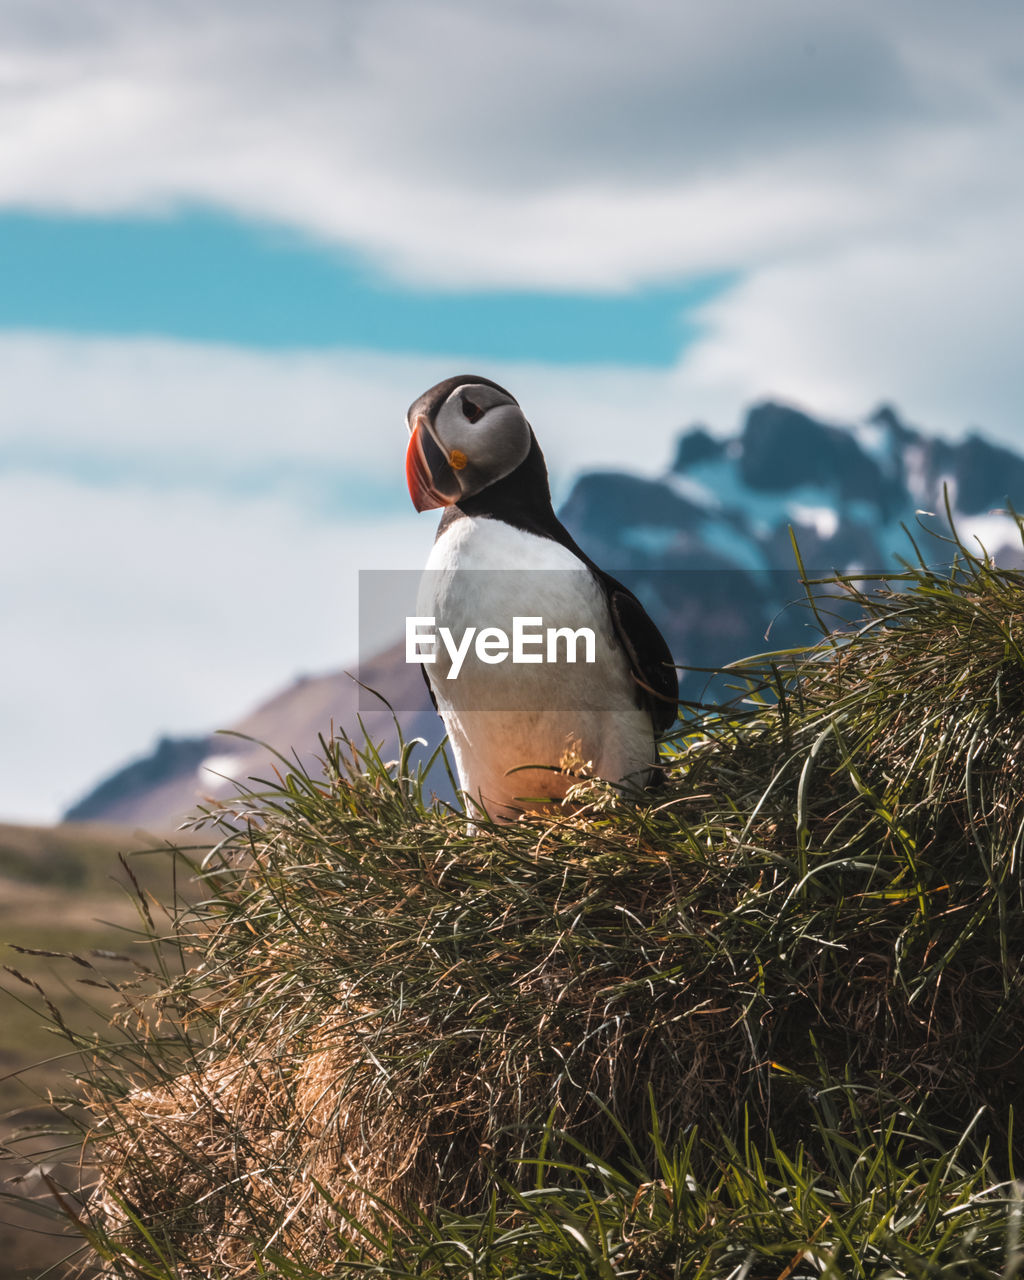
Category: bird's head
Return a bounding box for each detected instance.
[405,375,532,512]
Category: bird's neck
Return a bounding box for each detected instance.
[453,434,570,544]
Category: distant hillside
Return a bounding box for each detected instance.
[66,399,1024,829]
[0,821,170,1279]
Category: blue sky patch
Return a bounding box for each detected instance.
[0,208,732,365]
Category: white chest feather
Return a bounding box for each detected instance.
[418,516,655,818]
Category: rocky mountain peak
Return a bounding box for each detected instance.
[951,433,1024,515]
[739,402,885,502]
[670,426,723,473]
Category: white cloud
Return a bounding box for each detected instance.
[0,0,1022,288]
[0,330,694,494]
[677,210,1024,443]
[0,332,444,485]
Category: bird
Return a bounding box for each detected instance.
[405,373,677,821]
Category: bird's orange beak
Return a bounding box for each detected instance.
[406,416,461,511]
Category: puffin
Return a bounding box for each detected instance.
[405,374,677,821]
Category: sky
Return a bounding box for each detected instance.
[2,0,1023,823]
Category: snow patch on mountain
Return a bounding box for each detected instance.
[620,400,1022,577]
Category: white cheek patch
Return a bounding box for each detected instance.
[471,408,530,481]
[436,396,529,474]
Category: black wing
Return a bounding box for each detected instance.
[599,573,679,737]
[420,661,439,713]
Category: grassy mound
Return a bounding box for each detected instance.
[28,528,1024,1276]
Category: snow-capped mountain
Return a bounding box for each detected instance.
[569,400,1024,583]
[65,400,1024,828]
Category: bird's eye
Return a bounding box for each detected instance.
[461,395,484,424]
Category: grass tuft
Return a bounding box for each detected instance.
[13,517,1024,1277]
